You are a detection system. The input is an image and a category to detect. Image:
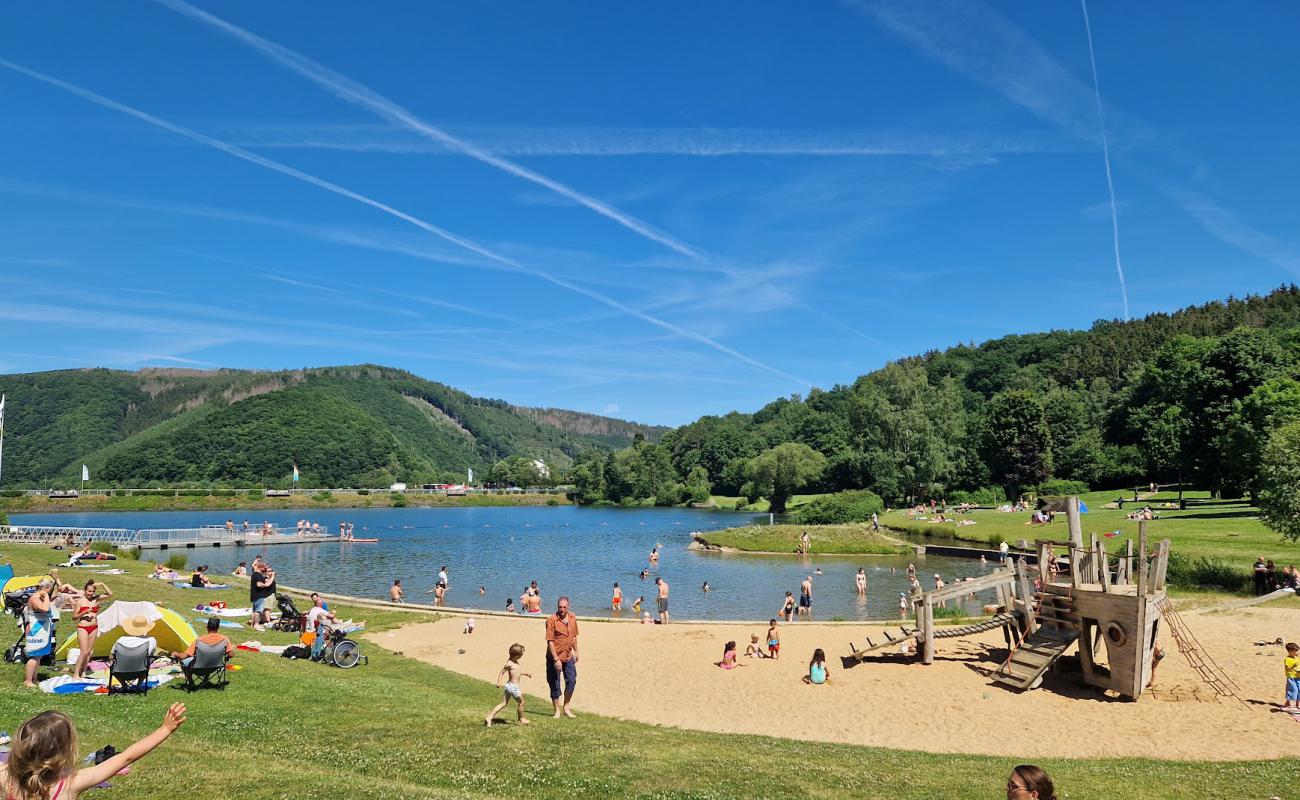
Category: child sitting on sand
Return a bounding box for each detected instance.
[717,640,743,669]
[767,619,780,659]
[464,618,476,634]
[1284,642,1300,708]
[744,633,762,658]
[1,703,188,800]
[486,643,532,726]
[803,648,829,685]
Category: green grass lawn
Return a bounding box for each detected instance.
[1,543,1295,798]
[693,523,909,555]
[882,499,1299,571]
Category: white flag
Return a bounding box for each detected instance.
[292,464,300,482]
[81,464,89,482]
[0,393,6,433]
[467,467,473,484]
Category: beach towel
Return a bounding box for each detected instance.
[194,617,244,629]
[24,611,54,658]
[174,582,230,590]
[196,605,251,617]
[37,673,177,694]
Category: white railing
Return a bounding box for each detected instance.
[0,525,138,547]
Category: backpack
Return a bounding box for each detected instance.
[281,644,311,660]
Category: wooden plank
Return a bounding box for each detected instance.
[925,568,1016,602]
[1098,538,1111,591]
[1136,521,1148,597]
[1152,539,1171,591]
[1067,497,1083,589]
[1014,558,1036,633]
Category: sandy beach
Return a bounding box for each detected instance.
[377,603,1300,761]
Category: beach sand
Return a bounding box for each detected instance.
[376,604,1300,760]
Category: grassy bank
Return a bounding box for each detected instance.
[0,491,570,515]
[0,544,1295,798]
[694,523,911,555]
[882,498,1299,571]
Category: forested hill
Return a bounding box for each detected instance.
[0,365,665,487]
[569,285,1300,509]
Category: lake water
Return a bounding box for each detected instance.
[11,506,1003,620]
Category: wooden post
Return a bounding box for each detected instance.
[1098,538,1111,591]
[1136,521,1148,597]
[1152,539,1171,591]
[1038,541,1052,587]
[922,599,935,665]
[1067,496,1083,588]
[1015,557,1036,633]
[1089,533,1101,584]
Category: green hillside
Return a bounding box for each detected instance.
[0,365,664,487]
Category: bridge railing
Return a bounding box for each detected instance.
[0,525,138,547]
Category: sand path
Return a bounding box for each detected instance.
[375,605,1300,760]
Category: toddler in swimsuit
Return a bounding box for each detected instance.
[744,633,762,658]
[486,643,532,726]
[717,640,741,669]
[767,619,780,659]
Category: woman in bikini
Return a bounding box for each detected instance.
[72,579,112,680]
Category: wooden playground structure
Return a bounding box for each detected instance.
[849,496,1235,701]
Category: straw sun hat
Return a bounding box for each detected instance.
[121,614,152,636]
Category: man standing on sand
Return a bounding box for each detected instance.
[545,596,579,718]
[655,577,670,624]
[800,575,813,620]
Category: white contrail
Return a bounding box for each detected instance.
[155,0,711,264]
[1080,0,1129,321]
[0,59,808,387]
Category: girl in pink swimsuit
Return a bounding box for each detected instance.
[717,641,740,669]
[2,704,187,800]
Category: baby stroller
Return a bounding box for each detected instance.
[271,593,305,633]
[3,587,50,665]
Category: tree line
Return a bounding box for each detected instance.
[565,286,1300,516]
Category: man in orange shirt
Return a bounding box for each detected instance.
[545,596,579,718]
[171,617,234,667]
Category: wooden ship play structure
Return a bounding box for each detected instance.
[848,497,1232,701]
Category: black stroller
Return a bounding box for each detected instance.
[271,593,305,633]
[3,587,47,665]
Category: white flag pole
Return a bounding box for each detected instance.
[0,393,6,491]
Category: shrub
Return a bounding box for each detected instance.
[1032,479,1090,496]
[165,553,188,571]
[1165,553,1251,593]
[947,486,1006,506]
[312,491,334,502]
[546,496,560,506]
[179,489,210,497]
[390,492,408,507]
[0,510,8,526]
[211,489,236,497]
[794,490,884,525]
[86,540,119,555]
[1,489,24,498]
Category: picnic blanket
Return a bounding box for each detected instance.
[193,617,244,629]
[37,673,177,694]
[196,605,251,617]
[174,582,230,590]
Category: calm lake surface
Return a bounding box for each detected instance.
[12,506,1003,620]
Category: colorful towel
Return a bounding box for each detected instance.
[174,582,230,590]
[38,674,176,694]
[194,617,244,629]
[196,605,250,617]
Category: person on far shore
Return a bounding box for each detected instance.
[855,568,866,597]
[486,643,531,726]
[1284,642,1300,708]
[1006,764,1056,800]
[655,577,670,624]
[611,582,622,611]
[545,596,579,718]
[803,648,829,685]
[799,530,811,555]
[767,619,780,659]
[870,511,880,532]
[390,580,404,603]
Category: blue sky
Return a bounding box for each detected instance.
[1,1,1298,425]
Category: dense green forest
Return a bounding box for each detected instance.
[573,286,1300,511]
[0,365,665,487]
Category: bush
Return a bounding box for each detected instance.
[947,486,1006,506]
[86,540,119,555]
[546,496,560,506]
[211,489,236,497]
[312,491,334,502]
[794,490,884,525]
[179,489,210,497]
[165,553,188,571]
[1032,479,1090,496]
[0,510,8,526]
[390,492,408,507]
[1165,553,1251,593]
[1,489,24,498]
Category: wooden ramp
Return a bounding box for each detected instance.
[848,627,921,661]
[993,628,1078,690]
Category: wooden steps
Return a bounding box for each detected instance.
[848,628,920,661]
[994,628,1078,690]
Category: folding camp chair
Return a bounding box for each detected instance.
[182,639,230,691]
[108,641,153,694]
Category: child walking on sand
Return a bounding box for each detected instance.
[1,703,187,800]
[1284,642,1300,708]
[744,633,762,658]
[767,619,780,659]
[803,648,830,685]
[486,643,532,726]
